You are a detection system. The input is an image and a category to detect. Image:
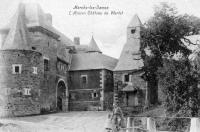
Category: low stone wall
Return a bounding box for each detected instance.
[69,101,101,111]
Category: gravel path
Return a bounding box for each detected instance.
[0,111,110,132]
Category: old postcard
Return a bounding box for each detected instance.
[0,0,200,132]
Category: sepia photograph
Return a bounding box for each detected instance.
[0,0,200,132]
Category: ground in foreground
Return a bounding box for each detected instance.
[0,111,110,132]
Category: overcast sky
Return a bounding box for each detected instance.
[0,0,200,58]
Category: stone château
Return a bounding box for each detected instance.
[0,3,150,117]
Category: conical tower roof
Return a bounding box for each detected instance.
[88,36,102,53]
[1,3,30,50]
[128,14,142,27]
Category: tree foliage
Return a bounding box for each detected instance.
[141,3,196,57]
[157,58,199,117]
[141,2,200,118]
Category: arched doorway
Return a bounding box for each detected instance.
[56,80,68,111]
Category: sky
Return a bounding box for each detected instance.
[0,0,200,58]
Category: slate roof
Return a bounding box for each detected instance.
[75,37,102,53]
[1,3,30,50]
[128,14,143,28]
[114,42,144,71]
[0,3,74,47]
[75,45,90,53]
[88,36,102,53]
[114,14,143,71]
[69,52,118,71]
[122,84,135,92]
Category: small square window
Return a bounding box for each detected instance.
[15,67,19,73]
[92,92,98,98]
[32,47,36,50]
[81,75,87,85]
[33,67,38,74]
[134,96,139,106]
[24,88,31,95]
[44,58,49,71]
[131,29,136,34]
[70,93,76,100]
[124,74,129,82]
[12,64,22,74]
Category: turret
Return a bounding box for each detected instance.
[88,36,102,53]
[127,14,143,53]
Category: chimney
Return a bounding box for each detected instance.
[45,13,52,25]
[74,37,80,45]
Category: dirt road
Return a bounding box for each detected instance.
[0,111,110,132]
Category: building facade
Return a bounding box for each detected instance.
[113,15,147,114]
[0,2,163,117]
[0,3,72,117]
[69,37,117,111]
[0,3,117,117]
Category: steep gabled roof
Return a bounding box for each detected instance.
[114,14,143,71]
[128,14,143,27]
[114,46,143,71]
[69,52,118,71]
[88,36,102,53]
[1,4,30,50]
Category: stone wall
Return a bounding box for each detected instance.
[0,50,43,117]
[69,70,101,90]
[114,70,147,114]
[29,30,69,113]
[103,70,114,110]
[69,70,102,110]
[29,31,58,112]
[69,69,115,111]
[56,58,69,111]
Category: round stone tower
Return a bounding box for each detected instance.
[0,3,43,117]
[0,50,43,117]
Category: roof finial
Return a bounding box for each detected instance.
[92,32,94,38]
[88,35,102,53]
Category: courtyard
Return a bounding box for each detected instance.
[0,111,110,132]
